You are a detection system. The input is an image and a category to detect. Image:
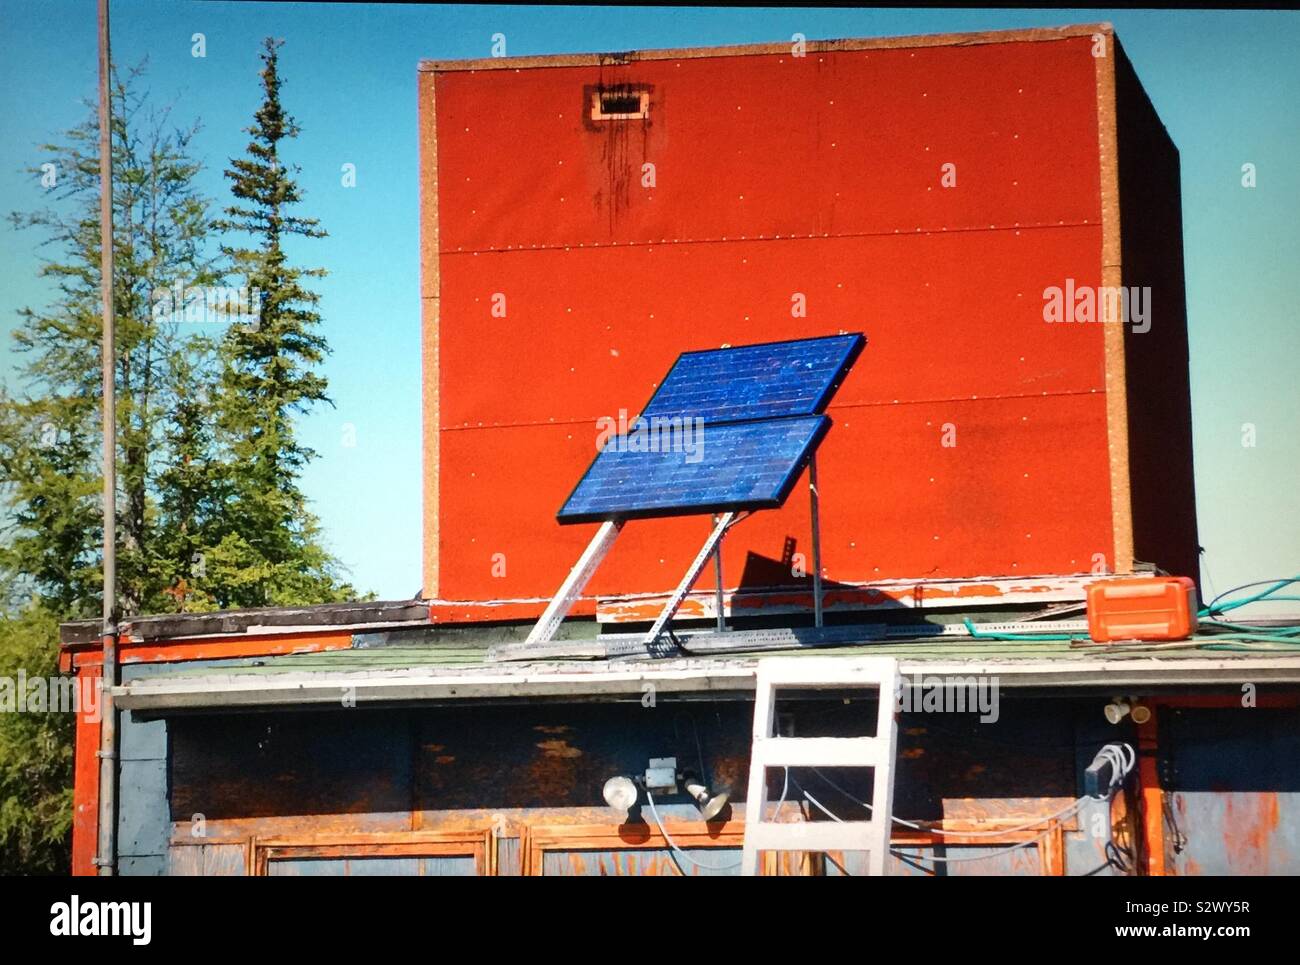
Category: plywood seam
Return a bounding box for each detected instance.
[420,23,1113,73]
[437,219,1104,258]
[437,389,1111,435]
[423,572,1097,609]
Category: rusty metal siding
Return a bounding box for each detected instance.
[496,834,522,876]
[1067,797,1127,877]
[262,856,476,876]
[541,847,741,876]
[157,695,1117,874]
[268,859,349,876]
[832,845,1042,876]
[1161,707,1300,875]
[169,709,415,824]
[169,844,247,876]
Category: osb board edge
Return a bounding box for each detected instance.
[1095,30,1134,575]
[419,69,441,597]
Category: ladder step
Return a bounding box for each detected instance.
[753,655,900,688]
[745,821,880,853]
[752,736,886,768]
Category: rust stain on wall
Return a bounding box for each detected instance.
[584,80,653,233]
[535,739,584,759]
[1224,793,1282,874]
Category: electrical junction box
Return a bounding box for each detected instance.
[644,757,678,793]
[1087,576,1197,642]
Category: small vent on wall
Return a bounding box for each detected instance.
[591,88,649,121]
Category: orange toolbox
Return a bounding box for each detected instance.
[1086,576,1198,642]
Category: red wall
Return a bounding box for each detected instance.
[429,34,1116,604]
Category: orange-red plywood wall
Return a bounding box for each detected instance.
[420,26,1194,607]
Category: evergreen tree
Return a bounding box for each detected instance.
[2,52,356,617]
[152,340,226,611]
[1,65,222,617]
[0,49,363,875]
[0,603,72,875]
[213,37,352,608]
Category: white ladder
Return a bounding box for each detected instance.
[741,656,899,876]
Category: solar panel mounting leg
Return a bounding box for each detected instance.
[809,455,824,628]
[607,511,738,659]
[712,514,726,633]
[525,520,623,645]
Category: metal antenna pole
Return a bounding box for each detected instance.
[95,0,118,877]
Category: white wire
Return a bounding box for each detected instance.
[1088,742,1137,799]
[800,788,1059,864]
[799,743,1137,872]
[808,767,1087,836]
[644,790,743,873]
[647,744,1135,875]
[807,742,1135,837]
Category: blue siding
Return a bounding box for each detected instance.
[116,664,171,875]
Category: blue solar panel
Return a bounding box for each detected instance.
[640,333,864,425]
[555,333,864,524]
[557,415,830,524]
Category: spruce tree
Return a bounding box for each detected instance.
[213,38,352,607]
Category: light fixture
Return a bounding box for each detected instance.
[604,756,729,823]
[683,772,730,821]
[1104,698,1152,725]
[1104,698,1130,724]
[602,776,638,818]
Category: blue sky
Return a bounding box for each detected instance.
[1,3,1296,606]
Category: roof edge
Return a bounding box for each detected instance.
[114,653,1300,712]
[59,599,430,648]
[419,22,1114,74]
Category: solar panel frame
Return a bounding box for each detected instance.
[556,414,831,524]
[638,332,865,426]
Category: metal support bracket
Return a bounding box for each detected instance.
[608,511,739,659]
[525,520,624,645]
[809,454,824,628]
[713,514,726,634]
